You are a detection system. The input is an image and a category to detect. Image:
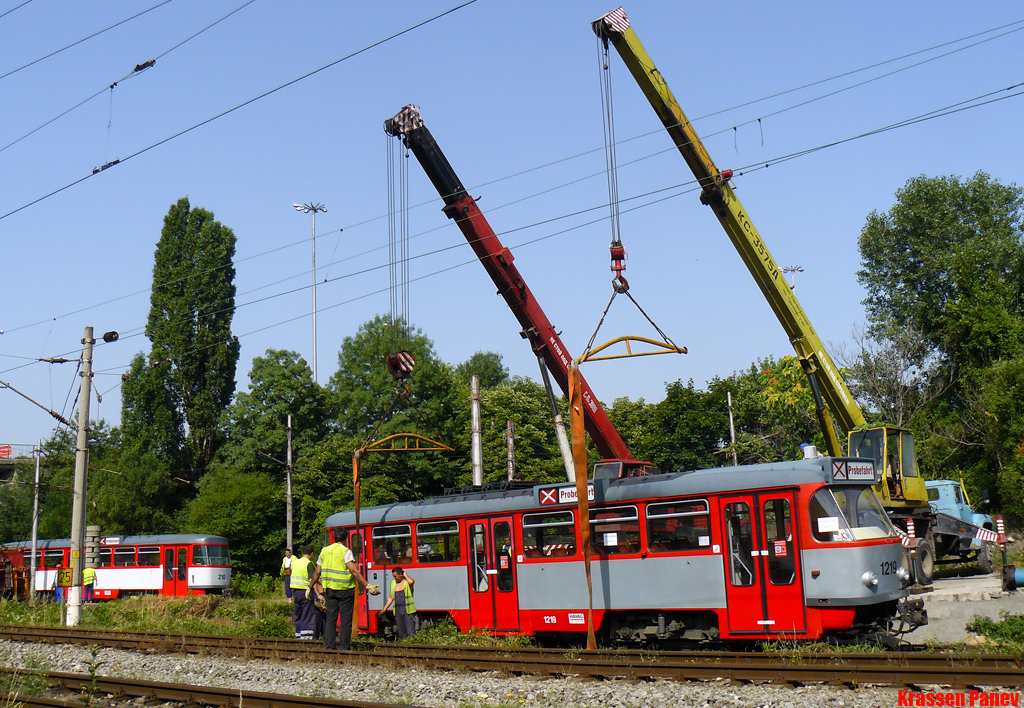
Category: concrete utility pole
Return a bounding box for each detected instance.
[29,439,41,606]
[471,375,483,486]
[67,326,94,626]
[505,420,515,482]
[728,391,738,466]
[535,355,575,482]
[286,414,293,552]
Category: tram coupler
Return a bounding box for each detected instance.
[897,597,928,630]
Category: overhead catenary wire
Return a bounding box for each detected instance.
[0,0,175,82]
[0,0,35,21]
[2,15,1020,338]
[0,0,257,157]
[6,75,1024,386]
[3,71,1023,383]
[0,0,480,223]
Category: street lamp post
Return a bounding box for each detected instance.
[781,265,804,289]
[293,202,327,383]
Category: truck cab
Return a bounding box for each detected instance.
[925,480,995,573]
[926,481,993,532]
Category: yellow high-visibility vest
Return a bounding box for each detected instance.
[291,556,312,592]
[82,567,95,586]
[390,579,415,613]
[317,543,354,590]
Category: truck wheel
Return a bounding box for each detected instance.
[915,537,936,585]
[976,543,994,575]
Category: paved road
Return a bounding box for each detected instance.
[907,572,1024,645]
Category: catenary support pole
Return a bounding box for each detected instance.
[29,439,41,606]
[471,375,483,486]
[506,420,515,482]
[286,414,293,553]
[67,326,94,626]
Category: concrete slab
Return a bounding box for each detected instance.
[906,573,1024,646]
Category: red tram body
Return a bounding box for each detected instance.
[0,534,231,599]
[326,458,925,644]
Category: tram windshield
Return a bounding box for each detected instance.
[193,545,231,566]
[809,486,896,542]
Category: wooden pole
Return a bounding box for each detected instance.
[351,451,362,644]
[569,363,597,650]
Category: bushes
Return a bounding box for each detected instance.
[231,573,281,599]
[967,612,1024,651]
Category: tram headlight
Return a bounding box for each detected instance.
[896,566,910,582]
[861,570,879,588]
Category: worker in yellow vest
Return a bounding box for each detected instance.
[82,566,96,603]
[382,567,416,638]
[279,548,293,599]
[309,528,379,650]
[290,545,317,640]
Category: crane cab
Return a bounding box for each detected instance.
[848,426,927,507]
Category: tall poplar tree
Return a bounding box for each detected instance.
[122,197,240,481]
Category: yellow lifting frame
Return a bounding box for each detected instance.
[578,335,687,364]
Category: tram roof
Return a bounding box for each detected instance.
[326,457,864,528]
[1,534,229,550]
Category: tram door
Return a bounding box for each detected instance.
[467,517,520,632]
[719,492,805,634]
[349,528,371,632]
[162,546,188,596]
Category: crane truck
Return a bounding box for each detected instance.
[384,105,656,481]
[593,7,959,583]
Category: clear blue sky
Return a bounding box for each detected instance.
[2,1,1022,449]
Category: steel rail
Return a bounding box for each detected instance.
[1,667,423,708]
[2,625,1021,688]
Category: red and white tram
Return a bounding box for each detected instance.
[1,534,231,599]
[326,457,926,644]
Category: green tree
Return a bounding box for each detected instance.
[122,197,240,480]
[178,467,284,575]
[859,172,1024,372]
[858,173,1024,515]
[292,316,465,541]
[708,356,822,464]
[464,376,571,485]
[217,350,334,476]
[455,351,509,389]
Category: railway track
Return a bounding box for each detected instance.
[2,625,1022,689]
[1,666,423,707]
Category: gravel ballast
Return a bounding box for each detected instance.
[0,638,908,707]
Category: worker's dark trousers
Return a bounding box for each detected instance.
[324,587,356,650]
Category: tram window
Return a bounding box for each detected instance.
[494,522,515,592]
[415,521,460,563]
[97,548,112,567]
[372,525,412,564]
[113,547,137,567]
[725,503,755,587]
[43,550,65,568]
[763,498,796,585]
[810,487,894,542]
[590,505,640,555]
[521,511,577,558]
[470,524,489,592]
[647,499,710,552]
[137,546,160,567]
[349,532,363,562]
[194,545,231,566]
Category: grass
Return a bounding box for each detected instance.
[0,594,295,639]
[404,618,535,649]
[0,652,51,700]
[965,612,1024,654]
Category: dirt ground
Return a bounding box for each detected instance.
[907,540,1023,646]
